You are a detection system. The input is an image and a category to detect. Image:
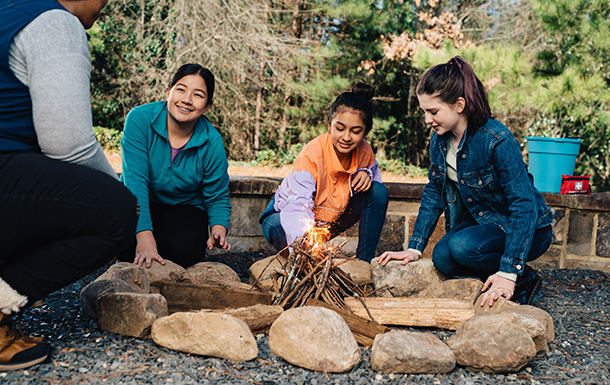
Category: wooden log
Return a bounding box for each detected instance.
[305,299,390,346]
[344,297,475,330]
[154,281,274,313]
[202,304,284,334]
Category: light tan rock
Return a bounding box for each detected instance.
[182,262,240,285]
[371,259,444,297]
[417,278,483,304]
[249,255,287,291]
[447,312,537,373]
[268,306,361,372]
[473,294,520,313]
[335,259,372,285]
[501,305,555,354]
[80,279,136,319]
[370,330,455,373]
[151,311,258,362]
[145,259,186,285]
[97,292,168,338]
[96,262,150,293]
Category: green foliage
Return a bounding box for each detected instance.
[93,126,122,152]
[254,143,305,167]
[378,158,428,178]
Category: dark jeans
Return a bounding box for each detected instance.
[261,181,389,262]
[432,217,553,279]
[0,153,137,304]
[118,202,209,268]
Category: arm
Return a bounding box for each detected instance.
[352,159,382,192]
[9,10,116,177]
[275,170,317,247]
[480,134,538,306]
[120,108,163,267]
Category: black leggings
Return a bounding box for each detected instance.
[0,153,137,303]
[118,202,209,268]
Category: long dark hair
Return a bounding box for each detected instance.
[168,63,215,106]
[417,56,492,130]
[327,83,375,135]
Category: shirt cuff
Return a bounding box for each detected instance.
[407,248,422,256]
[496,271,518,282]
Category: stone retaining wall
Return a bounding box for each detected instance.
[226,176,610,273]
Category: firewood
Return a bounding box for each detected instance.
[305,299,389,347]
[201,304,284,334]
[344,297,476,330]
[155,281,274,313]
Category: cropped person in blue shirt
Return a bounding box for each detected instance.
[119,63,231,269]
[378,56,553,307]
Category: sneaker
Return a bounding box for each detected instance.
[512,266,542,305]
[0,313,50,371]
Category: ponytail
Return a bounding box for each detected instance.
[417,56,491,130]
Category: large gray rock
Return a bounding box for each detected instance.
[371,259,444,297]
[97,292,168,338]
[335,259,372,285]
[268,306,361,373]
[96,262,150,293]
[151,312,258,362]
[370,330,455,373]
[447,312,537,373]
[145,259,186,286]
[501,305,555,354]
[417,278,483,303]
[80,279,136,319]
[249,255,287,291]
[182,262,240,285]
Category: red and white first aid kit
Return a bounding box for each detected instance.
[560,175,591,195]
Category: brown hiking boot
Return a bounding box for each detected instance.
[0,313,50,370]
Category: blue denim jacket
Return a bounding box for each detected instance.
[408,119,553,275]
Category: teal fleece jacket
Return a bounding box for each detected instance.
[121,101,231,233]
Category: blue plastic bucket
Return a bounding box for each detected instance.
[526,137,581,193]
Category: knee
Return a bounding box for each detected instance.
[262,214,286,250]
[368,182,389,207]
[432,244,452,275]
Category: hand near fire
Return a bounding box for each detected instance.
[206,225,231,251]
[377,249,420,266]
[480,274,515,307]
[351,170,372,192]
[134,230,165,268]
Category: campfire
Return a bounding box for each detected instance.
[261,227,373,311]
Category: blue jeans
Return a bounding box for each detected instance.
[260,181,389,262]
[0,153,137,303]
[432,217,552,279]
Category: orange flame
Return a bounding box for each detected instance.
[303,226,330,257]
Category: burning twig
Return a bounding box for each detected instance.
[268,227,371,311]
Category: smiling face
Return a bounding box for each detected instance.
[418,93,468,137]
[166,74,210,129]
[328,110,366,162]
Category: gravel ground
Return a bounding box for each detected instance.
[4,252,609,385]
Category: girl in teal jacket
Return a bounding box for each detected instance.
[119,64,231,268]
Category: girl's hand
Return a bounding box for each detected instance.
[377,250,420,266]
[134,230,165,268]
[352,170,372,192]
[480,273,516,307]
[206,225,231,251]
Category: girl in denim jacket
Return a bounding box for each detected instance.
[378,57,553,307]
